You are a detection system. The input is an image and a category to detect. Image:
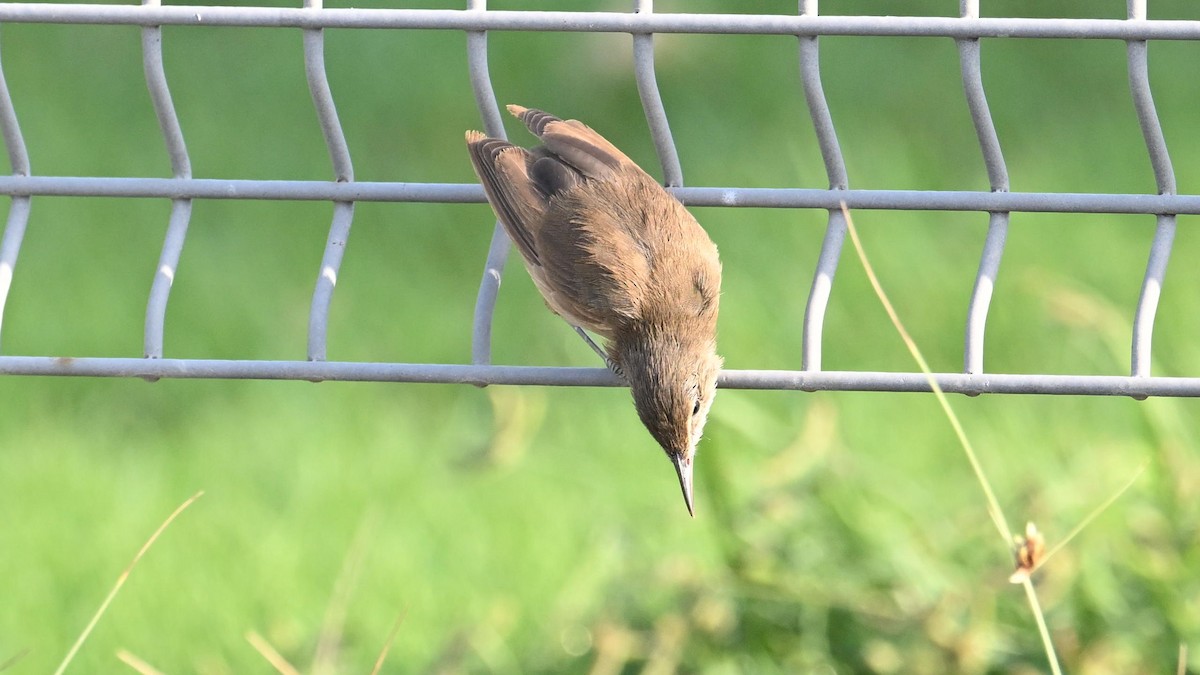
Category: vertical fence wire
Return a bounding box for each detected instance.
[797,0,849,372]
[957,0,1011,377]
[303,0,357,364]
[142,0,194,363]
[467,0,512,371]
[1126,0,1177,380]
[631,0,683,188]
[0,30,30,353]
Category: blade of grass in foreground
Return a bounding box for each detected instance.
[0,648,30,672]
[1036,461,1145,572]
[313,511,378,675]
[115,648,165,675]
[246,631,302,675]
[54,491,204,675]
[370,612,407,675]
[838,204,1062,675]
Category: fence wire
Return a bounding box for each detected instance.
[0,1,1196,398]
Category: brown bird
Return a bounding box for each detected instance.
[466,105,722,517]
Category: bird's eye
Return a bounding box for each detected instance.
[692,399,701,416]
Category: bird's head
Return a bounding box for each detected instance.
[618,331,722,517]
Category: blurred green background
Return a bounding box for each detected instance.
[1,0,1198,672]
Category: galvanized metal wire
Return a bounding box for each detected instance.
[141,0,194,365]
[0,2,1198,398]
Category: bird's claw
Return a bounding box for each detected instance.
[573,325,627,382]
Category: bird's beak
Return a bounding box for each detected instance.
[671,454,695,518]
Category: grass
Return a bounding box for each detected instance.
[1,0,1199,672]
[54,492,203,675]
[841,203,1058,673]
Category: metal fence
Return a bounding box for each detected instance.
[0,1,1196,397]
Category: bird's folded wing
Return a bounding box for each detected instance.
[536,203,649,326]
[509,105,630,181]
[465,131,546,266]
[537,120,630,180]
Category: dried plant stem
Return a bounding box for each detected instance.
[116,649,165,675]
[839,203,1061,675]
[246,632,301,675]
[839,206,1011,542]
[313,512,378,675]
[370,612,407,675]
[0,648,30,672]
[1037,461,1147,571]
[1021,580,1058,672]
[54,491,204,675]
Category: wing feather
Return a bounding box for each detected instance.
[508,105,631,179]
[465,131,545,266]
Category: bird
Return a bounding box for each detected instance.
[465,105,722,517]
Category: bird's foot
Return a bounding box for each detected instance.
[573,326,626,382]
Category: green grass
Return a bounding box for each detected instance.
[1,1,1199,672]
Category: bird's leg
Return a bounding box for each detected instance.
[573,326,625,381]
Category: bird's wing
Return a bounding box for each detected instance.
[465,131,547,266]
[534,183,654,326]
[508,105,631,180]
[469,107,663,329]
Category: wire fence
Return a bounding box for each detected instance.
[0,1,1196,397]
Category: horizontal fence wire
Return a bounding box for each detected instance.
[7,356,1200,398]
[1,6,1199,39]
[0,2,1197,397]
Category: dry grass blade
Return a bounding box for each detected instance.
[245,632,301,675]
[53,491,205,675]
[839,203,1062,675]
[0,648,30,672]
[1178,642,1188,675]
[313,512,378,675]
[838,204,1011,542]
[116,649,165,675]
[369,611,407,675]
[1020,579,1058,671]
[1036,461,1147,571]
